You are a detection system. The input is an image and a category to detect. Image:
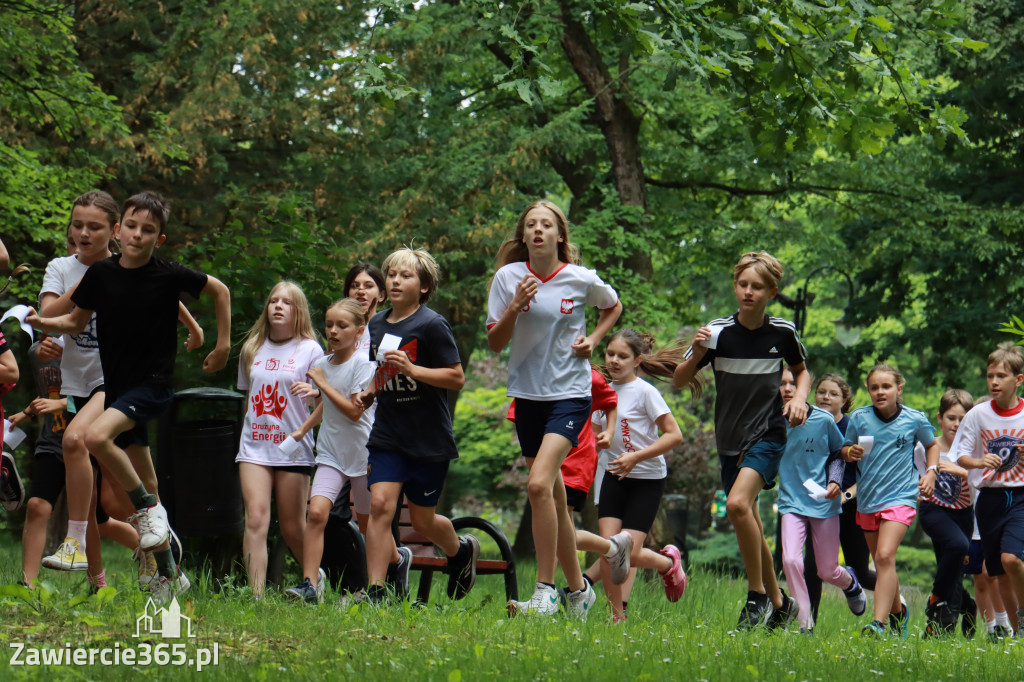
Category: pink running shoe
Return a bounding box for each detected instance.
[659,544,687,602]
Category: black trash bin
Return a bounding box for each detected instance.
[157,387,245,538]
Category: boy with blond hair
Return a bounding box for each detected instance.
[674,251,809,630]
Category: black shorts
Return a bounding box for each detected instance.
[274,464,315,476]
[597,473,666,533]
[107,385,174,448]
[28,450,65,506]
[964,539,985,576]
[975,487,1024,576]
[564,485,587,510]
[514,397,591,459]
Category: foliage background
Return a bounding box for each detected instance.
[2,1,1021,568]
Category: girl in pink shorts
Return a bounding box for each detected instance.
[842,364,938,637]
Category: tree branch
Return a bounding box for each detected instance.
[645,176,909,199]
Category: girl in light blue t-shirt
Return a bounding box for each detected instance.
[778,367,865,632]
[843,364,938,637]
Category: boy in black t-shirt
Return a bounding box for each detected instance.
[356,247,479,604]
[28,192,231,603]
[675,251,809,631]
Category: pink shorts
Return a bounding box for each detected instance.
[857,505,916,531]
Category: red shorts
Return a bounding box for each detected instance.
[857,505,916,531]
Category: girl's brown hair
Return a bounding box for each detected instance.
[816,373,853,414]
[495,200,580,268]
[70,190,119,229]
[866,363,905,404]
[606,328,705,398]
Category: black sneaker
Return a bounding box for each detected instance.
[737,590,773,630]
[446,535,480,600]
[767,589,798,632]
[393,546,413,601]
[366,584,388,606]
[0,452,25,512]
[960,594,977,639]
[924,599,942,638]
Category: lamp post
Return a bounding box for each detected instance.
[774,265,861,347]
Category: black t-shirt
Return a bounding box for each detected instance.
[366,305,461,462]
[71,255,207,396]
[687,313,806,456]
[28,341,68,457]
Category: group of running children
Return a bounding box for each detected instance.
[1,193,1023,636]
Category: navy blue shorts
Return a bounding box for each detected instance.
[107,385,174,448]
[720,439,785,493]
[975,487,1024,577]
[367,448,450,508]
[964,539,985,576]
[513,397,592,460]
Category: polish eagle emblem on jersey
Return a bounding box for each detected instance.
[560,298,574,314]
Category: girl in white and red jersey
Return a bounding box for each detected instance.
[236,281,324,597]
[487,200,621,620]
[952,342,1024,634]
[576,329,690,622]
[916,389,974,636]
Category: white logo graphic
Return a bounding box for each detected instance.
[134,597,195,639]
[769,347,778,354]
[566,420,574,428]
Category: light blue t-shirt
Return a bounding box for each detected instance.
[845,404,936,514]
[778,406,845,518]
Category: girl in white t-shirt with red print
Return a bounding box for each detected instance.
[487,200,622,620]
[236,281,324,597]
[578,329,691,621]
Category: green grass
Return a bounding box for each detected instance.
[0,533,1021,681]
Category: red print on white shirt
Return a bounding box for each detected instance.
[265,358,280,371]
[252,381,288,419]
[560,299,574,315]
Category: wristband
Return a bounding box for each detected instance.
[842,491,854,501]
[926,465,938,474]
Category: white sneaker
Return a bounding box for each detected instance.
[135,548,158,589]
[507,582,559,617]
[42,537,88,571]
[129,503,170,550]
[149,569,191,606]
[566,582,597,621]
[315,568,327,604]
[608,532,633,585]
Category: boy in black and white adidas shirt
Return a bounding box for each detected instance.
[675,251,808,632]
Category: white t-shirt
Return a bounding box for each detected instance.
[356,326,372,361]
[235,337,324,466]
[486,262,618,400]
[608,378,672,479]
[948,398,1024,489]
[40,255,103,396]
[313,353,375,475]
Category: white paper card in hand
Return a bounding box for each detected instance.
[278,435,302,461]
[3,419,27,450]
[858,436,874,456]
[803,478,828,501]
[699,326,722,350]
[1,304,34,340]
[378,333,402,357]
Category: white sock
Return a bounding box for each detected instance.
[986,619,996,633]
[996,611,1010,628]
[604,539,619,558]
[67,520,88,548]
